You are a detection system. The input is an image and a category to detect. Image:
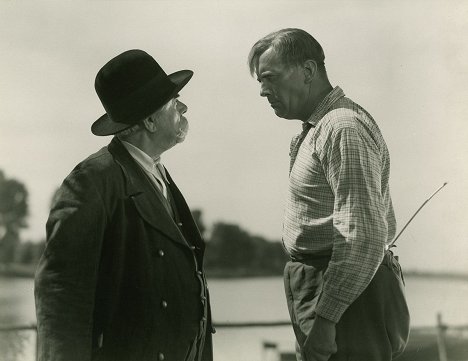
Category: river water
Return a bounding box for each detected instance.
[1,276,468,361]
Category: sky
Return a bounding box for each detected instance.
[1,0,467,273]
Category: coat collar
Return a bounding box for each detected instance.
[108,137,188,247]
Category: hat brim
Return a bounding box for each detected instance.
[91,69,193,136]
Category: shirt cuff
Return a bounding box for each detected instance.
[315,290,350,323]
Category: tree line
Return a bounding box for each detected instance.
[0,170,288,278]
[194,210,288,277]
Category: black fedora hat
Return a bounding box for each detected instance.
[91,49,193,136]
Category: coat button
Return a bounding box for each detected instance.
[211,326,217,334]
[161,300,168,308]
[190,245,196,250]
[158,353,165,361]
[158,249,165,257]
[177,222,183,227]
[197,271,203,276]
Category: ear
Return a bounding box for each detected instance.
[143,116,158,133]
[303,60,318,83]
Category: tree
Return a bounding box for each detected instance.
[0,170,28,263]
[251,235,288,274]
[206,222,257,269]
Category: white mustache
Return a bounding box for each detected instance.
[175,119,189,141]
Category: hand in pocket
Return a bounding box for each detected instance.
[302,315,337,361]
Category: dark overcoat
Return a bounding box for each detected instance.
[35,138,213,361]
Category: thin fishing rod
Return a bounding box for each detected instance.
[387,182,448,249]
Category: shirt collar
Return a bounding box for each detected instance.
[305,86,345,127]
[121,140,167,180]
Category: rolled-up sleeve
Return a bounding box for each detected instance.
[315,124,388,323]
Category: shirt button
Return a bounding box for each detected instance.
[158,353,165,361]
[161,300,168,308]
[158,249,165,257]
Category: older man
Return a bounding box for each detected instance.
[35,50,213,361]
[248,29,410,361]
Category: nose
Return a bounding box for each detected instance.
[259,82,271,98]
[177,100,188,114]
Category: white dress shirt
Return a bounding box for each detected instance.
[121,140,170,199]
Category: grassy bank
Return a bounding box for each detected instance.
[394,327,468,361]
[278,328,468,361]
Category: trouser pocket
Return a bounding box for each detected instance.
[284,261,327,355]
[382,256,411,356]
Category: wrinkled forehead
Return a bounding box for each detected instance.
[256,47,287,75]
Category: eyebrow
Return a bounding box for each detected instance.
[257,71,274,82]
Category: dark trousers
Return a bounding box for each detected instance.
[284,251,410,361]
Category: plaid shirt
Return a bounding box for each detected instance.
[283,87,396,323]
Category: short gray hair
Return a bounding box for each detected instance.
[115,98,174,140]
[248,28,325,76]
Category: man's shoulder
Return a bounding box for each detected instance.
[76,146,114,171]
[51,142,130,213]
[317,97,374,133]
[66,145,122,186]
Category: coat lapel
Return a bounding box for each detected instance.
[165,169,205,252]
[108,138,188,248]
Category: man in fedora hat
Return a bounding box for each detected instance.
[35,49,213,361]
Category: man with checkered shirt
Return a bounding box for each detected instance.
[248,28,410,361]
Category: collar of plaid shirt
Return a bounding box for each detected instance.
[306,86,345,127]
[289,86,346,172]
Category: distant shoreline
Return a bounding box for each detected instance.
[403,270,468,282]
[0,263,37,278]
[1,263,468,281]
[208,269,468,281]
